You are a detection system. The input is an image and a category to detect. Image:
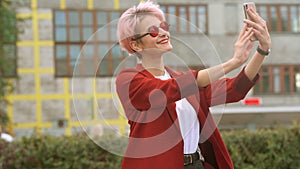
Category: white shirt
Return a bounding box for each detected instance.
[155,70,200,154]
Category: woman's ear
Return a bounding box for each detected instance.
[129,40,143,52]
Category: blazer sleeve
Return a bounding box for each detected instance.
[203,67,259,107]
[116,68,199,111]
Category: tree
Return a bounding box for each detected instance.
[0,0,17,127]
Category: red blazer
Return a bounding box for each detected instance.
[116,64,259,169]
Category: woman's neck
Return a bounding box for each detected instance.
[141,54,165,76]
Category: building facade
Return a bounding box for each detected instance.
[3,0,300,137]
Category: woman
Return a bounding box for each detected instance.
[116,1,271,169]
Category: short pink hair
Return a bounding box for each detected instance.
[117,0,165,54]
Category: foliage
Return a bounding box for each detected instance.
[0,135,123,169]
[0,0,17,126]
[0,0,17,76]
[0,109,9,126]
[223,124,300,169]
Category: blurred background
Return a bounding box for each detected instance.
[0,0,300,139]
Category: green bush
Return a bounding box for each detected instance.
[1,125,300,169]
[0,135,122,169]
[223,124,300,169]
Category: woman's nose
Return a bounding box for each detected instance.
[158,27,169,36]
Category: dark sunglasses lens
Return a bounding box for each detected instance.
[160,22,169,31]
[148,26,159,37]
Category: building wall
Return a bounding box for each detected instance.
[7,0,124,138]
[6,0,300,137]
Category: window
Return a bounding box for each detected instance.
[53,10,129,77]
[160,4,208,34]
[53,6,208,77]
[0,8,17,77]
[257,4,300,33]
[254,65,300,94]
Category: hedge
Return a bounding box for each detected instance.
[223,124,300,169]
[0,134,123,169]
[1,124,300,169]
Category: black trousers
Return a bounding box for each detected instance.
[184,159,205,169]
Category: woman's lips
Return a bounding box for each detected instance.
[157,38,169,44]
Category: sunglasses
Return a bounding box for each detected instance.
[131,21,170,41]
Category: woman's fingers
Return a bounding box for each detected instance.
[244,18,270,47]
[238,26,254,44]
[244,7,268,34]
[244,20,268,36]
[244,8,269,38]
[243,27,254,43]
[246,8,265,26]
[233,25,255,64]
[244,19,264,32]
[238,24,248,40]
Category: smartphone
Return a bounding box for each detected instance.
[243,2,257,41]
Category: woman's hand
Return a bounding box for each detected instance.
[196,24,254,87]
[242,8,271,81]
[244,8,271,50]
[231,24,255,68]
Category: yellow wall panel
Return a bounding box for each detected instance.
[6,0,127,137]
